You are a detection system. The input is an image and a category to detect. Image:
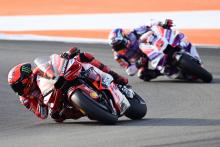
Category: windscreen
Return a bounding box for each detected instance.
[34,54,65,79]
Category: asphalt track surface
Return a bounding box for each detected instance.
[0,40,220,147]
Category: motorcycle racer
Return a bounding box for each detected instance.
[8,47,128,122]
[108,19,201,81]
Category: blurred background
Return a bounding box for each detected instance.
[0,0,219,46]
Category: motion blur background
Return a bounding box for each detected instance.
[0,0,220,46]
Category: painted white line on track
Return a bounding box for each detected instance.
[0,33,108,44]
[0,33,219,49]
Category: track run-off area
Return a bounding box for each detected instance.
[0,0,220,46]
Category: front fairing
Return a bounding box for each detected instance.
[34,54,81,107]
[81,63,113,89]
[139,43,165,70]
[34,54,64,106]
[34,54,66,79]
[139,26,179,71]
[81,63,130,114]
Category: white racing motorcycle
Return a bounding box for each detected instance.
[138,25,213,83]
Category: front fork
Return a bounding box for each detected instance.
[105,83,131,116]
[67,81,130,116]
[67,84,99,102]
[173,51,201,66]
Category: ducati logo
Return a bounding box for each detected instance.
[90,92,98,98]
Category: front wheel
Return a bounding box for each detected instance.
[125,93,147,120]
[70,90,118,124]
[176,53,213,83]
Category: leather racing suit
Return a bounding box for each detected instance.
[112,19,200,81]
[19,49,128,122]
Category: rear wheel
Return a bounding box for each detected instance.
[125,93,147,120]
[70,90,118,124]
[177,53,213,83]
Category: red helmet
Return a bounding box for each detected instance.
[8,63,33,96]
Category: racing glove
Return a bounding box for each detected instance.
[60,47,80,59]
[136,57,148,68]
[162,19,173,29]
[126,64,138,76]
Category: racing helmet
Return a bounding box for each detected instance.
[108,28,130,51]
[8,63,33,96]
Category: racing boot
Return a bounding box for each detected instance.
[138,67,161,81]
[60,107,84,120]
[52,107,84,123]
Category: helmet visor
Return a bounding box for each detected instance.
[10,76,31,96]
[113,38,129,51]
[11,81,26,96]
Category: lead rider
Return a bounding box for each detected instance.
[8,47,128,122]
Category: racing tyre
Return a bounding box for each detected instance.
[177,53,213,83]
[125,93,147,120]
[70,90,118,124]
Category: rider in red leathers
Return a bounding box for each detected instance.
[8,47,128,122]
[108,19,201,81]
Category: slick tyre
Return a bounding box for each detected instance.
[177,53,213,83]
[125,93,147,120]
[70,90,118,124]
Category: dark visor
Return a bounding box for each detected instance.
[113,38,128,51]
[11,81,26,96]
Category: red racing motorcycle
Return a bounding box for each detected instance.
[34,54,147,124]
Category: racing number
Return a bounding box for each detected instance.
[155,39,164,51]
